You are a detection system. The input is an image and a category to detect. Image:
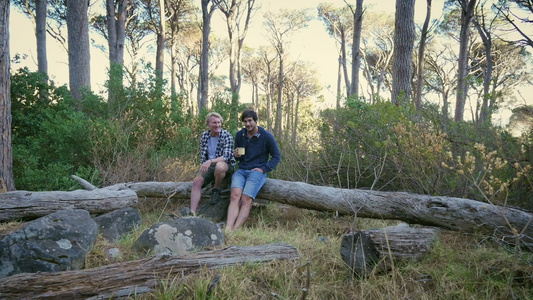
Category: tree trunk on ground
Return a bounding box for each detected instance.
[340,223,439,276]
[102,179,533,245]
[0,189,138,222]
[0,243,298,299]
[0,0,14,192]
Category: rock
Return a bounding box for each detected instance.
[133,217,224,256]
[93,207,142,242]
[105,247,122,261]
[0,209,98,278]
[197,196,230,222]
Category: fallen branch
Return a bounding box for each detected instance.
[0,189,138,222]
[0,243,298,299]
[341,224,439,276]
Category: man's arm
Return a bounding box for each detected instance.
[262,133,281,173]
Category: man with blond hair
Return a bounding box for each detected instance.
[190,112,235,215]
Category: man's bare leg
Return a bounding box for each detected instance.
[190,176,204,214]
[232,195,253,230]
[226,187,243,230]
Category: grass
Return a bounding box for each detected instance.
[3,197,531,299]
[82,198,533,299]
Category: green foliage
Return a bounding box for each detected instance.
[312,99,532,210]
[11,68,93,191]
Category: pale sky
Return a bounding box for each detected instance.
[8,0,531,126]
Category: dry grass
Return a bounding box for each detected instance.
[81,199,532,299]
[4,197,531,299]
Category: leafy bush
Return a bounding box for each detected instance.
[11,68,93,191]
[314,98,532,210]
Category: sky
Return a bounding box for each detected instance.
[8,0,532,126]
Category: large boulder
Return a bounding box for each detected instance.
[133,217,224,256]
[93,207,142,242]
[0,209,98,278]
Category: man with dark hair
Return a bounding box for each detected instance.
[190,112,235,216]
[226,109,281,230]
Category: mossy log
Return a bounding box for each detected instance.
[0,243,298,299]
[340,223,439,276]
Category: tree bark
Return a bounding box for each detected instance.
[198,0,216,111]
[155,0,165,96]
[391,0,416,104]
[106,0,127,110]
[35,0,48,76]
[0,189,138,222]
[454,0,477,121]
[349,0,363,98]
[0,243,298,299]
[67,0,91,106]
[341,223,439,276]
[0,0,14,192]
[415,0,431,110]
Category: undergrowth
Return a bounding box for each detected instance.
[80,198,533,300]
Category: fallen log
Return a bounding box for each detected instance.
[0,189,138,222]
[96,179,533,244]
[258,179,533,246]
[340,223,439,276]
[0,243,298,299]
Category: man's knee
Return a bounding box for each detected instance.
[230,188,242,201]
[240,195,253,207]
[214,161,229,172]
[192,176,204,188]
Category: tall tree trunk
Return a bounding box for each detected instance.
[391,0,416,105]
[415,0,431,110]
[337,54,342,109]
[265,58,274,131]
[292,92,300,144]
[107,0,128,116]
[473,8,493,124]
[454,0,477,121]
[340,28,350,98]
[0,0,14,192]
[67,0,91,108]
[350,0,363,98]
[275,52,284,139]
[360,46,375,103]
[35,0,47,76]
[155,0,165,99]
[198,0,216,111]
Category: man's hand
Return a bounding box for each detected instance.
[233,148,241,158]
[200,160,211,174]
[251,168,263,173]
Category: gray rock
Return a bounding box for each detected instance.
[105,247,122,260]
[0,209,98,278]
[93,207,142,242]
[197,188,231,222]
[133,217,224,256]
